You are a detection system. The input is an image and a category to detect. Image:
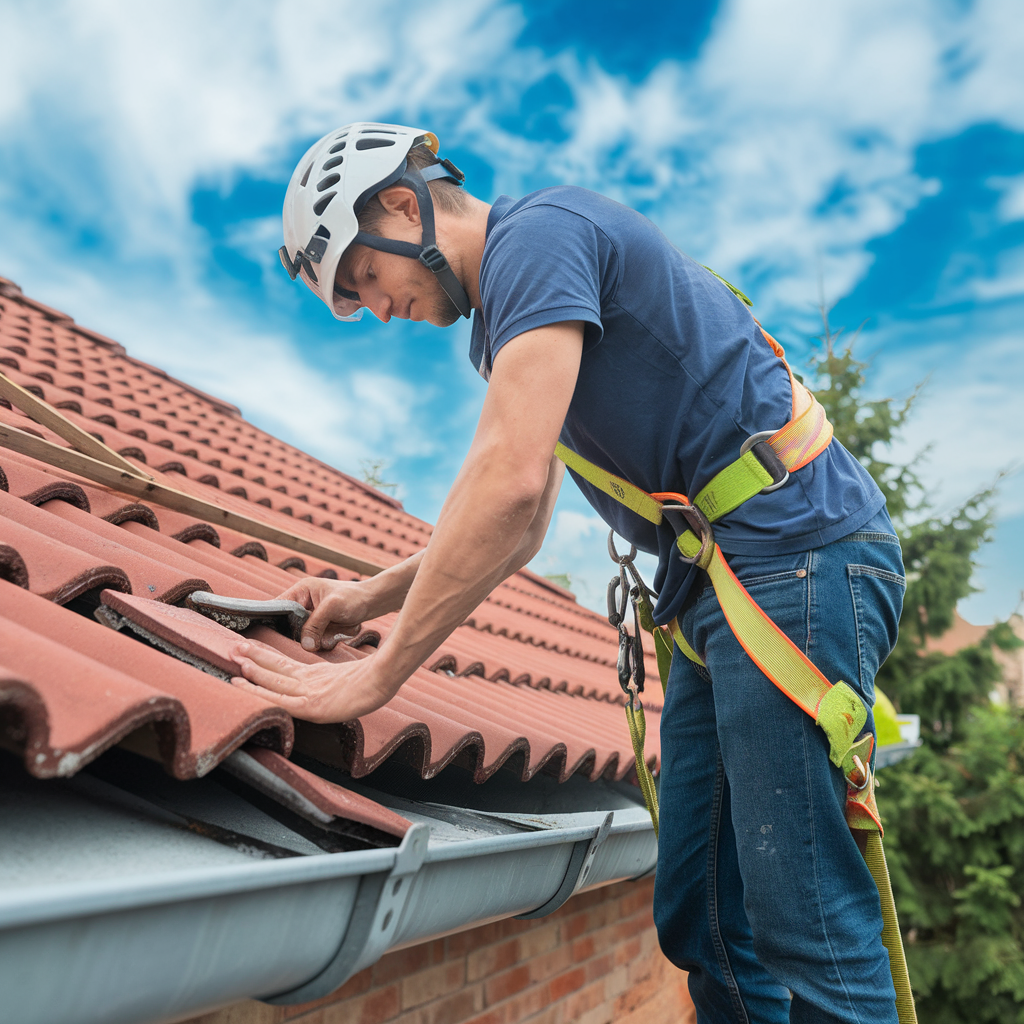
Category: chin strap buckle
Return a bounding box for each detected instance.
[418,244,450,274]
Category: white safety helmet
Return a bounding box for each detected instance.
[279,122,469,321]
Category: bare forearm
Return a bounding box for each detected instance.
[372,453,556,685]
[360,548,426,617]
[355,474,546,625]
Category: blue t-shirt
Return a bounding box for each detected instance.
[469,188,885,624]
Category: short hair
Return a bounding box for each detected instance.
[357,145,468,235]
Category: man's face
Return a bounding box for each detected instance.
[335,245,462,327]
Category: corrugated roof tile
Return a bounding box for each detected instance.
[0,281,661,801]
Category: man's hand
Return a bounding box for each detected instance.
[230,642,396,722]
[279,577,369,651]
[279,549,429,651]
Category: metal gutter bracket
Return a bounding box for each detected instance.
[264,822,430,1005]
[516,812,614,920]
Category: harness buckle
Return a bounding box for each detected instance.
[740,430,790,494]
[661,502,714,567]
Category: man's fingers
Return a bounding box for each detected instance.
[300,612,327,651]
[234,641,298,675]
[232,642,311,696]
[301,604,361,652]
[235,657,308,695]
[278,579,314,608]
[230,676,307,713]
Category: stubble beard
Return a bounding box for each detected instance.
[432,288,463,327]
[426,267,464,327]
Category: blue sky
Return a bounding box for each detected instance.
[1,0,1022,621]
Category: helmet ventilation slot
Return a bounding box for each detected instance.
[329,141,346,154]
[322,155,344,170]
[355,137,396,150]
[312,192,336,216]
[299,163,313,187]
[317,173,341,192]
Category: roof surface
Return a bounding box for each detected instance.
[0,275,661,797]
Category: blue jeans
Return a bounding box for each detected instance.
[653,510,906,1024]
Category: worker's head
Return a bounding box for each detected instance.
[279,123,471,325]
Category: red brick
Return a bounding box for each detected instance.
[486,983,550,1022]
[612,965,666,1017]
[191,1004,281,1024]
[527,943,572,983]
[484,964,532,1005]
[447,921,504,956]
[570,936,595,963]
[559,912,590,942]
[627,955,655,987]
[618,888,653,918]
[372,945,435,986]
[320,984,400,1024]
[496,917,533,940]
[603,964,629,1000]
[574,1005,613,1024]
[459,1012,504,1024]
[559,978,606,1022]
[612,914,647,943]
[639,928,660,958]
[583,952,614,984]
[391,986,484,1024]
[467,939,519,982]
[516,922,558,960]
[517,1007,560,1024]
[547,966,586,1002]
[401,963,466,1010]
[614,936,642,966]
[615,979,695,1024]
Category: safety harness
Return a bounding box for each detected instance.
[556,320,917,1022]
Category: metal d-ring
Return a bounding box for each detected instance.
[661,503,714,567]
[739,430,790,494]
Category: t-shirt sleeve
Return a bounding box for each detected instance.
[479,204,613,366]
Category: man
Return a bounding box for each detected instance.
[236,122,905,1023]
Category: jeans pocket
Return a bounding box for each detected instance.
[847,564,906,703]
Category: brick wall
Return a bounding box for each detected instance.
[182,878,694,1024]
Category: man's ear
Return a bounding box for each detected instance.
[377,186,422,227]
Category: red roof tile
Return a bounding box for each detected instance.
[0,581,292,778]
[0,279,661,799]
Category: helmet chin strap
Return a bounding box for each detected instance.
[352,164,472,319]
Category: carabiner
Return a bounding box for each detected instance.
[630,587,645,693]
[608,530,637,566]
[607,572,629,628]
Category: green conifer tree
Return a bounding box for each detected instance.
[808,311,1023,1023]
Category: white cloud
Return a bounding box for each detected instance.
[869,325,1024,520]
[0,0,525,478]
[989,175,1024,223]
[2,0,1024,611]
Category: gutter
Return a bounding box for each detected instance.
[0,755,656,1024]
